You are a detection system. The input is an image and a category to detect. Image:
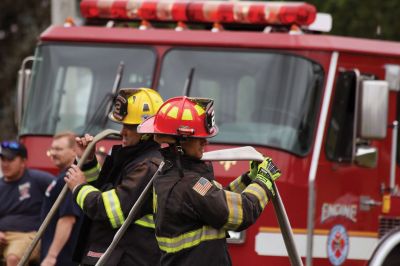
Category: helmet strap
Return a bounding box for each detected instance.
[171,140,184,178]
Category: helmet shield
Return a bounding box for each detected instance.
[109,88,164,125]
[112,94,129,121]
[204,100,217,135]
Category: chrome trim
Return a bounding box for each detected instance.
[390,121,398,193]
[306,51,339,266]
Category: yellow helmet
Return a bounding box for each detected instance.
[109,88,164,125]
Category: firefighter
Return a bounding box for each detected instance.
[137,96,281,265]
[64,88,163,265]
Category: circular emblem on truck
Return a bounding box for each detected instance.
[327,224,349,265]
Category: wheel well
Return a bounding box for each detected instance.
[369,229,400,266]
[382,243,400,266]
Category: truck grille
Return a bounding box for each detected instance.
[379,216,400,238]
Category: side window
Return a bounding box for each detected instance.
[326,71,357,162]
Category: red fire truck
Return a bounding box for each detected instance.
[16,1,400,265]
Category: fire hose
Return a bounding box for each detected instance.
[96,146,303,266]
[18,129,121,266]
[203,146,303,266]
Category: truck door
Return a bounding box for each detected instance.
[317,69,389,266]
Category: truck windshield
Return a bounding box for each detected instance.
[20,43,156,136]
[158,48,324,155]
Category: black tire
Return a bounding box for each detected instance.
[382,244,400,266]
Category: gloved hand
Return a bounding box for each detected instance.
[248,161,259,180]
[255,157,281,197]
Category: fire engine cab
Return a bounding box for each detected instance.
[16,1,400,265]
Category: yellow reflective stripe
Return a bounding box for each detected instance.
[160,103,171,114]
[194,104,205,115]
[76,185,99,209]
[212,180,222,189]
[153,188,157,214]
[83,163,101,182]
[224,191,243,230]
[228,176,246,193]
[167,106,179,118]
[134,214,155,229]
[101,189,125,229]
[182,109,193,120]
[243,183,268,209]
[156,226,226,253]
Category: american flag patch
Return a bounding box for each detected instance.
[192,177,212,196]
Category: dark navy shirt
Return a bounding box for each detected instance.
[41,170,82,266]
[0,169,54,232]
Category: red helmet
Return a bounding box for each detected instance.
[137,96,218,138]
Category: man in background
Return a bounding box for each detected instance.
[0,141,54,266]
[40,132,82,266]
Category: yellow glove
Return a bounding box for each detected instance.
[248,161,259,180]
[255,157,281,197]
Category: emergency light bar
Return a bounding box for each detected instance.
[80,0,317,26]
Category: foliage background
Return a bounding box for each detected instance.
[0,0,50,140]
[310,0,400,41]
[0,0,399,140]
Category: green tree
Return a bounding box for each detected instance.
[0,0,50,140]
[308,0,400,41]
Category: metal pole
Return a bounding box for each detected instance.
[390,120,398,192]
[306,52,339,266]
[18,129,120,266]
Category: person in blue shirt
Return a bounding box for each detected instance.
[41,132,82,266]
[0,141,54,266]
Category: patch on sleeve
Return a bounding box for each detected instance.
[192,177,212,196]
